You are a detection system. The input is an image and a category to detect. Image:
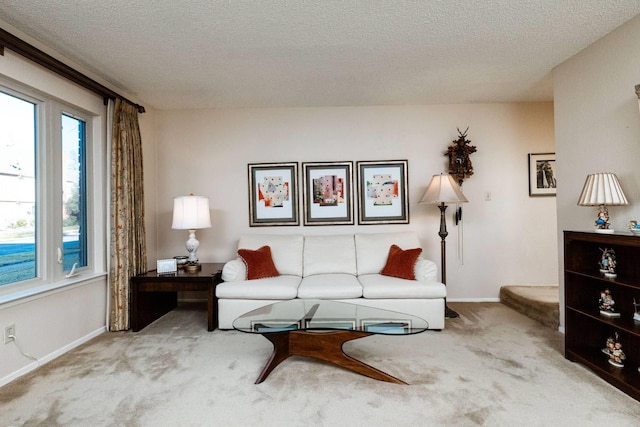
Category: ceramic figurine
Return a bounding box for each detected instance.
[633,298,640,322]
[599,289,621,318]
[602,335,615,355]
[595,206,610,230]
[599,247,617,278]
[609,340,626,368]
[603,332,626,367]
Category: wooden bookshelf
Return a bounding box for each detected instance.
[564,231,640,401]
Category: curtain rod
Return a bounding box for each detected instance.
[0,27,145,113]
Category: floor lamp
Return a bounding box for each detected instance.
[420,173,468,318]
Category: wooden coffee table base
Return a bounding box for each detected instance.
[256,330,407,385]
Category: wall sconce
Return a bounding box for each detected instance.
[577,173,628,233]
[419,173,468,318]
[172,194,212,272]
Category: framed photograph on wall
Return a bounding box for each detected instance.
[302,161,354,226]
[528,153,556,197]
[248,162,299,226]
[356,160,409,224]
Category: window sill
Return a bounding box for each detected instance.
[0,272,108,308]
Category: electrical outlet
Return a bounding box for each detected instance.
[4,324,15,344]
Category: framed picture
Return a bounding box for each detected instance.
[248,162,299,226]
[528,153,556,197]
[356,160,409,224]
[302,161,354,226]
[156,258,177,275]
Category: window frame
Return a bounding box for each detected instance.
[0,75,106,302]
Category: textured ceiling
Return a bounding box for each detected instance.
[1,1,639,110]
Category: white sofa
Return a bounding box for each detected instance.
[217,231,446,329]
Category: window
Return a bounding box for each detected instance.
[0,91,36,285]
[0,87,92,287]
[62,114,87,271]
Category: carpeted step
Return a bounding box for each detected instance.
[500,285,559,330]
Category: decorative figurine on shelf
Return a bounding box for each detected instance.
[598,289,621,318]
[598,247,617,278]
[633,298,640,322]
[629,220,640,235]
[602,335,615,355]
[603,332,626,367]
[608,333,626,368]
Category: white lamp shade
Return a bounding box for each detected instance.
[419,174,468,204]
[172,195,212,229]
[577,173,629,206]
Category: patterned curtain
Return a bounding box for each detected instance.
[109,98,147,331]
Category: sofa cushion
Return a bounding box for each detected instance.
[380,244,422,280]
[238,234,303,276]
[297,274,363,299]
[216,275,301,299]
[358,274,446,299]
[303,234,357,277]
[414,258,438,282]
[221,258,246,282]
[238,246,280,280]
[355,231,422,275]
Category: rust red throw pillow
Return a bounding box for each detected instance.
[380,244,422,280]
[237,246,280,280]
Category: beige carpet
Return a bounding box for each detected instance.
[500,285,560,329]
[1,302,639,426]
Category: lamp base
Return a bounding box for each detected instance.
[445,305,460,319]
[185,262,202,273]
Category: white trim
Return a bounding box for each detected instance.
[0,326,106,387]
[448,297,501,302]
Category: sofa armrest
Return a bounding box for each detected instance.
[221,258,246,282]
[415,257,438,282]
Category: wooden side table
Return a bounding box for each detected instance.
[130,262,224,332]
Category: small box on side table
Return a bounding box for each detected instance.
[130,262,224,332]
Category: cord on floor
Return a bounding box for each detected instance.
[8,334,39,366]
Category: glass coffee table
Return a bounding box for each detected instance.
[233,299,428,384]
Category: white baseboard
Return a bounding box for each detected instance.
[448,298,501,302]
[0,326,106,387]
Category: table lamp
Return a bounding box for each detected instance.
[172,194,212,272]
[419,173,468,318]
[577,173,628,233]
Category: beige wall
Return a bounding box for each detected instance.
[0,49,108,385]
[154,103,558,301]
[553,15,640,328]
